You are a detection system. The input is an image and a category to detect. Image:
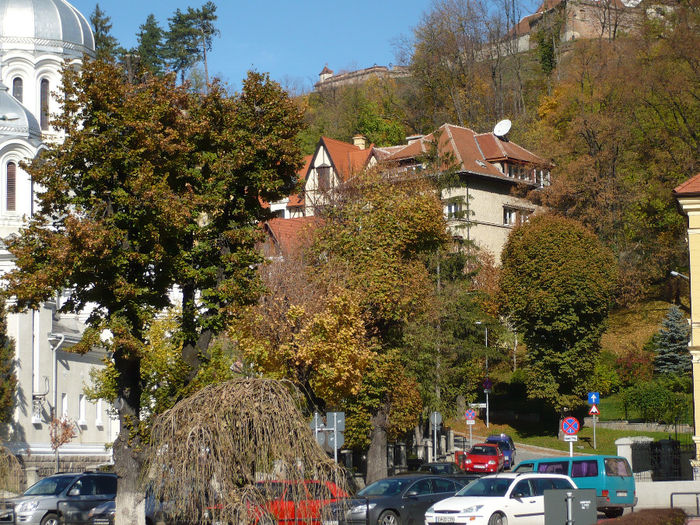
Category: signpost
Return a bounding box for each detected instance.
[311,411,345,462]
[430,411,442,462]
[588,404,599,449]
[587,393,600,450]
[561,417,580,457]
[465,409,476,448]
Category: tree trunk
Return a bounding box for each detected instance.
[113,352,145,525]
[366,409,388,484]
[113,435,145,525]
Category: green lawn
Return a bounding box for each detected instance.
[598,393,628,421]
[451,418,693,456]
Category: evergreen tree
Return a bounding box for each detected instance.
[136,14,166,75]
[653,305,691,376]
[0,299,16,424]
[165,3,219,86]
[90,4,121,61]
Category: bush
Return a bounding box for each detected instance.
[621,381,693,424]
[606,508,685,524]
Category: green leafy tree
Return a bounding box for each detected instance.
[3,59,302,525]
[165,2,219,86]
[90,4,121,61]
[499,214,617,413]
[0,300,16,425]
[653,306,691,376]
[136,14,166,75]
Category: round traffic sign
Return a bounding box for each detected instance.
[561,417,580,436]
[465,409,476,420]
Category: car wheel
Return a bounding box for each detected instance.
[40,514,59,525]
[488,512,507,525]
[378,509,400,525]
[604,508,624,518]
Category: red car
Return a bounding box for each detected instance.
[458,443,505,473]
[256,480,348,524]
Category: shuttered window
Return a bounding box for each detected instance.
[6,162,17,211]
[40,79,50,130]
[6,162,16,211]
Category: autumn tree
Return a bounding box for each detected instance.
[3,59,303,525]
[0,300,15,426]
[308,171,448,482]
[499,215,617,413]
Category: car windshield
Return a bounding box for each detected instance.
[24,476,75,496]
[456,478,512,497]
[357,478,412,497]
[469,446,496,455]
[486,440,509,452]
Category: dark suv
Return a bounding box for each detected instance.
[11,471,117,525]
[485,433,517,469]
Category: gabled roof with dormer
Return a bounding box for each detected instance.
[384,123,549,181]
[315,136,375,182]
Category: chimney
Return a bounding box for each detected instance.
[352,134,368,150]
[406,134,424,145]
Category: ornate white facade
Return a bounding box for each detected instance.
[0,0,116,473]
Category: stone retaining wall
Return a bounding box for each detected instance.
[584,417,694,434]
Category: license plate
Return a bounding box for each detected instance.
[474,464,485,469]
[322,521,339,525]
[437,517,455,523]
[616,491,627,497]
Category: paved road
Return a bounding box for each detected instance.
[454,432,570,467]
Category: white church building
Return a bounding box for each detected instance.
[0,0,117,475]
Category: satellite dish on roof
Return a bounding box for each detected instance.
[493,119,512,138]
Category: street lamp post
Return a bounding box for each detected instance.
[476,321,490,428]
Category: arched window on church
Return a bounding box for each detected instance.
[40,78,50,131]
[6,162,16,211]
[12,77,23,103]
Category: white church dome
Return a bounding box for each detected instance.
[0,0,95,53]
[0,81,41,144]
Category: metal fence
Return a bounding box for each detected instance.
[630,439,695,481]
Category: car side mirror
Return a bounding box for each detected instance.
[68,488,80,497]
[405,490,418,498]
[511,492,524,500]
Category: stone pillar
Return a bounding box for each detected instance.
[615,436,653,474]
[24,467,39,488]
[447,428,454,453]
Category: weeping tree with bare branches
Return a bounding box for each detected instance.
[0,446,21,499]
[144,378,347,523]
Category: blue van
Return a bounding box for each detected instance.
[513,455,636,518]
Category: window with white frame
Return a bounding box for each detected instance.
[78,394,87,426]
[96,399,103,428]
[504,207,532,227]
[445,201,462,219]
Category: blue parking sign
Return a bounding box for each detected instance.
[588,392,600,405]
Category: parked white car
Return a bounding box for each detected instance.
[424,472,577,525]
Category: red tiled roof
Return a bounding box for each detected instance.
[385,123,548,180]
[263,216,320,256]
[674,173,700,196]
[320,66,333,75]
[475,133,546,165]
[287,155,312,208]
[321,136,374,182]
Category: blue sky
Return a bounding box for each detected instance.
[69,0,432,92]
